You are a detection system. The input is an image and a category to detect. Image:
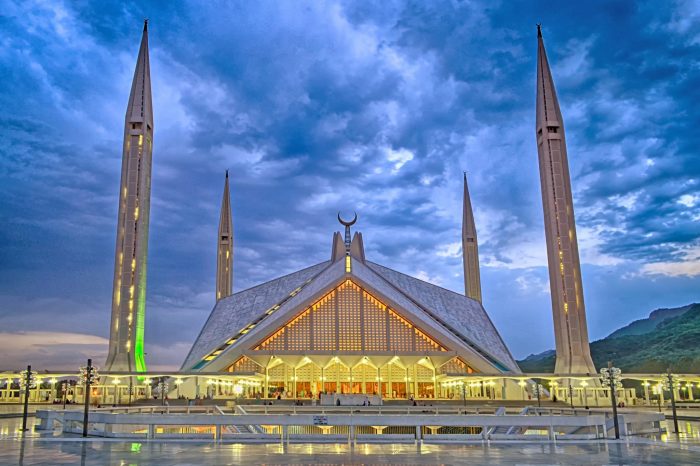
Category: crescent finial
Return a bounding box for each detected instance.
[338,211,357,227]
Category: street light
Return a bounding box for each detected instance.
[599,361,622,439]
[531,383,544,409]
[459,381,467,409]
[568,383,575,409]
[19,365,37,433]
[61,381,68,409]
[78,359,99,437]
[155,379,169,406]
[663,369,680,436]
[112,378,121,405]
[128,378,134,407]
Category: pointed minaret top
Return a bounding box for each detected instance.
[535,23,563,132]
[462,171,482,303]
[221,170,231,227]
[462,172,476,238]
[216,170,234,300]
[126,20,153,127]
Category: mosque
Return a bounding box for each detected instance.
[103,21,595,401]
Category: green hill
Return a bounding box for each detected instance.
[518,303,700,373]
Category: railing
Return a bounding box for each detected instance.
[90,405,223,415]
[236,404,521,416]
[38,406,612,442]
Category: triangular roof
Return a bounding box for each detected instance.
[182,255,520,373]
[181,261,331,369]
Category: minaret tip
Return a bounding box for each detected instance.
[536,23,542,38]
[225,169,228,179]
[144,19,149,31]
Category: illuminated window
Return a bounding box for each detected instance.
[345,255,351,273]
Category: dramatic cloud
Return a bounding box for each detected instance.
[1,0,698,370]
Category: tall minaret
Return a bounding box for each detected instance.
[216,170,233,300]
[105,20,153,372]
[462,172,482,303]
[535,25,595,375]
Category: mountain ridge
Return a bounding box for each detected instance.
[518,303,700,373]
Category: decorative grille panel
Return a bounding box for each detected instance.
[227,356,261,373]
[363,291,387,351]
[254,280,446,352]
[338,281,362,351]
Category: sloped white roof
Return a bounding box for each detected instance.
[182,258,520,373]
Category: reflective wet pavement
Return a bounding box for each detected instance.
[3,438,700,465]
[2,416,700,465]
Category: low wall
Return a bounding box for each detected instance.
[37,406,625,442]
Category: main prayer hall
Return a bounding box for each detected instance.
[104,21,596,403]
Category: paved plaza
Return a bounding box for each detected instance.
[3,437,700,465]
[2,417,700,465]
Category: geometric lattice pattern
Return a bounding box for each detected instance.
[254,279,447,352]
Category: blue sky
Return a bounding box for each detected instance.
[1,0,698,370]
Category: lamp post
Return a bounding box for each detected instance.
[532,383,543,408]
[156,379,168,406]
[20,365,37,433]
[61,381,68,409]
[600,361,622,440]
[664,369,680,436]
[568,383,575,409]
[79,358,99,437]
[459,381,467,409]
[112,378,121,405]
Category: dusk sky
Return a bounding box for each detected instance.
[1,0,699,371]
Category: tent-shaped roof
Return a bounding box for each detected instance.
[182,255,520,373]
[181,261,330,370]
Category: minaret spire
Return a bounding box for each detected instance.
[462,172,483,303]
[535,26,596,375]
[216,170,233,300]
[106,22,154,372]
